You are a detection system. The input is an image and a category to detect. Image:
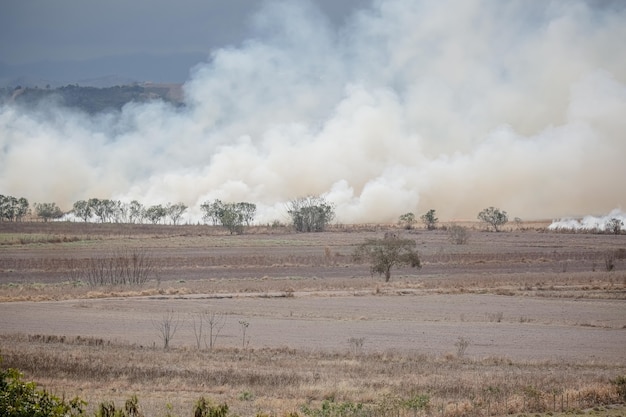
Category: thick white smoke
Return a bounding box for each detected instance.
[1,0,626,224]
[549,209,626,231]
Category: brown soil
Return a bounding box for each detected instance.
[1,222,625,416]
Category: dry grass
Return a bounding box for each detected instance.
[1,221,625,416]
[1,333,623,417]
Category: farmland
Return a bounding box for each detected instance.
[0,221,625,416]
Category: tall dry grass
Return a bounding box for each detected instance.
[0,333,623,417]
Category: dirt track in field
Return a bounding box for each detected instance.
[2,291,625,363]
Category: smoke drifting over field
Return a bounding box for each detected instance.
[549,209,626,232]
[1,0,625,223]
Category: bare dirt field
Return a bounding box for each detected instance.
[1,221,625,416]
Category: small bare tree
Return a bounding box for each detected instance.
[190,310,226,351]
[84,249,155,286]
[153,310,180,350]
[238,320,250,350]
[206,311,227,351]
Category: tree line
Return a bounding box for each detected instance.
[0,193,338,234]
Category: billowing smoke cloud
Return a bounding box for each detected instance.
[1,0,626,224]
[549,209,625,231]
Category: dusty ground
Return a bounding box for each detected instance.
[0,222,625,416]
[1,292,625,362]
[1,222,625,360]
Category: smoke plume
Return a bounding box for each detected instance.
[549,209,625,232]
[1,0,625,224]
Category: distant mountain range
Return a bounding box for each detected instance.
[0,51,208,89]
[1,82,184,114]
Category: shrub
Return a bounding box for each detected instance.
[448,225,470,244]
[477,207,508,232]
[82,249,155,286]
[399,212,417,230]
[194,397,229,417]
[300,399,367,417]
[604,251,616,272]
[613,375,626,401]
[0,363,85,417]
[455,336,471,358]
[287,196,335,232]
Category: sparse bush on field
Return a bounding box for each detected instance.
[79,249,155,286]
[399,212,417,230]
[300,399,367,417]
[348,337,365,355]
[487,311,504,323]
[477,206,508,232]
[403,393,431,416]
[96,396,143,417]
[153,310,180,350]
[447,224,470,244]
[604,251,616,271]
[454,336,471,358]
[353,232,421,282]
[420,209,438,230]
[613,375,626,401]
[194,396,229,417]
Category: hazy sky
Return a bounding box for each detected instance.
[0,0,367,84]
[1,0,625,224]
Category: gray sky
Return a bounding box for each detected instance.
[0,0,369,85]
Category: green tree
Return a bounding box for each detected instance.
[287,195,335,232]
[128,200,145,224]
[88,198,118,223]
[15,197,30,221]
[166,202,188,225]
[0,195,29,222]
[34,202,63,222]
[200,199,256,234]
[477,206,508,232]
[200,199,223,226]
[420,209,438,230]
[72,199,92,222]
[145,204,167,224]
[236,202,256,226]
[353,233,421,282]
[398,212,416,230]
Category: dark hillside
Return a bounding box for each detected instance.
[1,83,183,114]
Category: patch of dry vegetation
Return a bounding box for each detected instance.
[1,333,624,417]
[1,222,625,416]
